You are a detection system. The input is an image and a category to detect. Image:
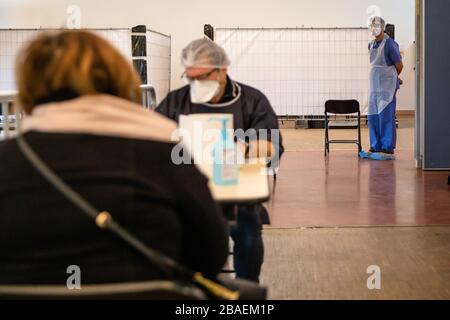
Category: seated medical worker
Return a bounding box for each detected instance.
[0,30,228,285]
[156,38,284,283]
[367,16,403,156]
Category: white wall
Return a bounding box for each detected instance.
[0,0,416,110]
[397,43,416,112]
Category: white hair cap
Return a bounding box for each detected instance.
[181,38,230,69]
[370,16,386,27]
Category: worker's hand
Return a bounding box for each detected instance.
[236,141,247,160]
[248,140,274,160]
[237,140,275,160]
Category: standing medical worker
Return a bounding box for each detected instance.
[368,17,403,156]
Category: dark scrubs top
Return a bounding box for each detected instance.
[156,76,284,158]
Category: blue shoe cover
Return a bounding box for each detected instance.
[359,151,395,161]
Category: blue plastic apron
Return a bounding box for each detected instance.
[368,35,398,152]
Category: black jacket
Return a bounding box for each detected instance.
[156,78,284,157]
[0,132,228,285]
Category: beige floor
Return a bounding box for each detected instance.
[260,227,450,300]
[260,116,450,299]
[280,116,414,152]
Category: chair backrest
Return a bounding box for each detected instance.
[0,281,207,300]
[217,275,267,300]
[325,100,360,115]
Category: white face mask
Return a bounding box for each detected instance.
[370,26,382,37]
[190,80,220,104]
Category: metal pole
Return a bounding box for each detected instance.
[2,102,10,138]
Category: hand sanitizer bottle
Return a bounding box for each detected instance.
[209,118,239,186]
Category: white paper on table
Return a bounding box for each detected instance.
[178,113,234,178]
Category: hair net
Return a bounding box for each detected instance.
[181,38,230,69]
[369,16,386,28]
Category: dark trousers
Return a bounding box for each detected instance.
[229,205,264,283]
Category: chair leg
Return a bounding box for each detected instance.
[358,113,362,153]
[324,114,328,156]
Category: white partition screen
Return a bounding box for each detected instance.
[215,28,372,116]
[0,28,170,103]
[146,31,171,103]
[0,30,43,91]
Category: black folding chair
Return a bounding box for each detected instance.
[0,281,207,300]
[324,100,362,156]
